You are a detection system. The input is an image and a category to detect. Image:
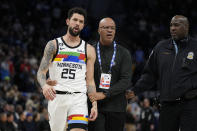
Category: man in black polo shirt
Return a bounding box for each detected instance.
[88,17,132,131]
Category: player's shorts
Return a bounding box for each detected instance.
[48,92,88,131]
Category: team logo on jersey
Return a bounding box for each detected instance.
[187,52,194,60]
[59,43,63,47]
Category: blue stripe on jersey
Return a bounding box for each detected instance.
[68,120,88,124]
[63,56,79,62]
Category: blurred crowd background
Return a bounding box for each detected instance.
[0,0,197,131]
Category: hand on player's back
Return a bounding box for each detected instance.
[46,78,57,86]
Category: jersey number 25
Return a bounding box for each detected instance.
[61,68,76,79]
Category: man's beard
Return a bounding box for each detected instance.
[69,27,81,37]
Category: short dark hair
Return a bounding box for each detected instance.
[67,7,87,23]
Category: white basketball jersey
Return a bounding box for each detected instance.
[49,37,87,93]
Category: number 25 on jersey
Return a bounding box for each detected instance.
[61,68,76,79]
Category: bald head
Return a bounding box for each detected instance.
[170,15,189,40]
[171,15,189,27]
[98,17,116,46]
[99,17,116,28]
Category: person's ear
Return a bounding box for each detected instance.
[66,18,69,26]
[98,28,101,35]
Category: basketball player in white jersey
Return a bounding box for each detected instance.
[37,7,97,131]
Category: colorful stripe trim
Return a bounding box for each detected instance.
[67,114,88,125]
[71,117,88,121]
[55,54,68,58]
[59,52,80,56]
[68,120,88,124]
[68,114,83,119]
[54,58,62,61]
[54,52,86,63]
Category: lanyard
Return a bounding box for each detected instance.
[97,41,117,73]
[173,40,178,55]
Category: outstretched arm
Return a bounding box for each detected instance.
[37,40,57,100]
[133,49,158,95]
[86,44,98,121]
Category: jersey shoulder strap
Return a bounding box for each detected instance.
[51,38,59,62]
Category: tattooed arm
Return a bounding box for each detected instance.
[37,40,57,100]
[86,44,98,121]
